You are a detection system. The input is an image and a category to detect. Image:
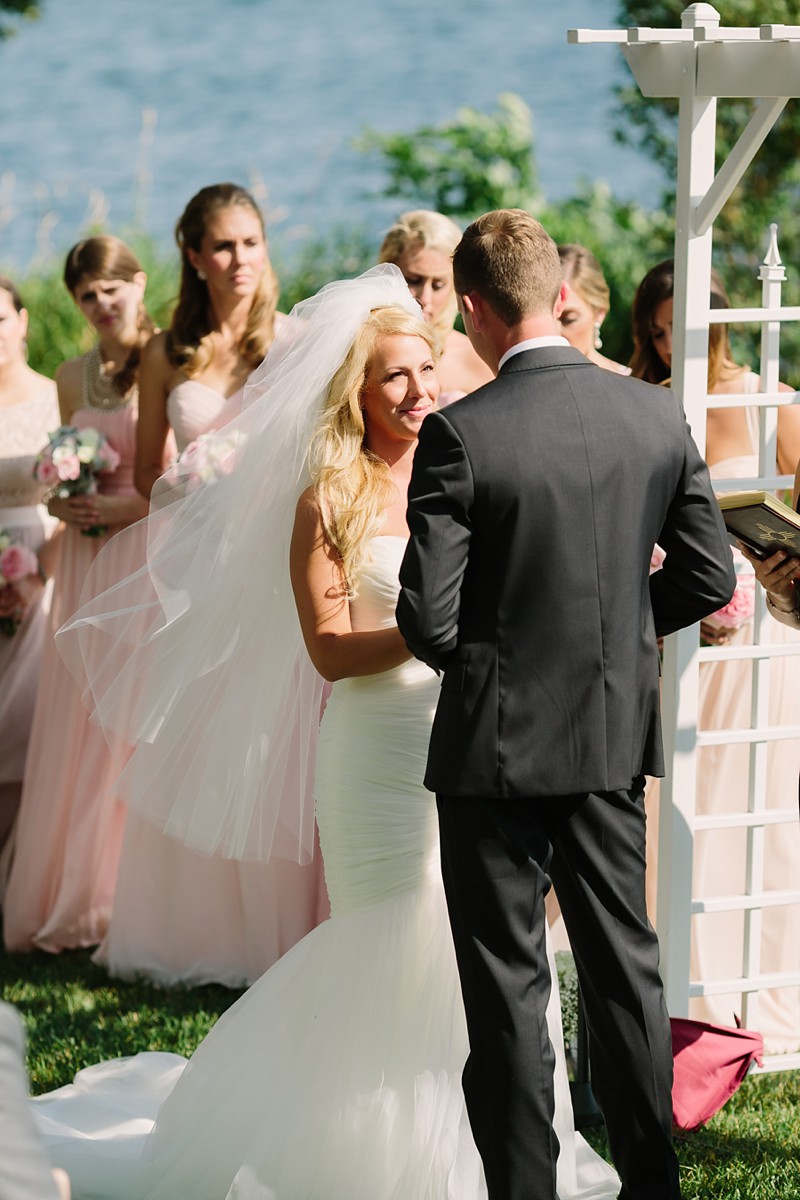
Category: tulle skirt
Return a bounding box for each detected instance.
[33,660,619,1200]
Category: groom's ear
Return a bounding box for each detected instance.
[460,291,484,333]
[553,281,568,322]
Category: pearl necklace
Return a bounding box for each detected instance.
[82,345,137,412]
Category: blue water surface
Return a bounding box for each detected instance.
[0,0,665,268]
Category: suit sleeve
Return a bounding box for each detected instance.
[397,411,474,672]
[649,413,737,638]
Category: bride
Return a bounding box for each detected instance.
[36,268,619,1200]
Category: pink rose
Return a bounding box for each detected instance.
[704,574,756,632]
[56,454,81,482]
[35,458,58,485]
[0,543,38,583]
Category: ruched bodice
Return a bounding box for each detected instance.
[315,538,441,915]
[166,382,244,454]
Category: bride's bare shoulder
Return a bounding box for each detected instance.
[294,485,322,529]
[293,487,334,553]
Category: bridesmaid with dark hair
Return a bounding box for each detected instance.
[631,259,800,1053]
[3,237,152,951]
[98,183,328,988]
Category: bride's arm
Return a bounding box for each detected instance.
[290,490,412,683]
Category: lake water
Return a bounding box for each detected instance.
[0,0,665,271]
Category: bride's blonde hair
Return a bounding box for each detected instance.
[309,305,439,593]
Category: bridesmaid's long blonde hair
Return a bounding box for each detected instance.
[378,210,462,343]
[309,305,439,593]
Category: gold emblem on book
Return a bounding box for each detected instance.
[755,522,799,547]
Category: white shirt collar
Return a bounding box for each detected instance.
[498,336,570,372]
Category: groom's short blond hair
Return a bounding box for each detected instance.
[453,210,562,327]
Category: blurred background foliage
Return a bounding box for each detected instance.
[614,0,800,379]
[0,0,41,39]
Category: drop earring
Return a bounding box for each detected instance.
[197,267,207,282]
[593,321,603,350]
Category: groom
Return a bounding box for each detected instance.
[396,210,735,1200]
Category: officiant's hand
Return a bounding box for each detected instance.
[740,544,800,606]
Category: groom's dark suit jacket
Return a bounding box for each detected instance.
[397,345,736,799]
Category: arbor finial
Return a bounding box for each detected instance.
[681,4,721,29]
[763,223,782,268]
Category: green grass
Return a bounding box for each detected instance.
[0,946,242,1092]
[582,1070,800,1199]
[2,946,799,1197]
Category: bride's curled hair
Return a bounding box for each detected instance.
[309,305,439,593]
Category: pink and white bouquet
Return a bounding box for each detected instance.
[33,425,121,536]
[0,529,39,636]
[173,429,245,493]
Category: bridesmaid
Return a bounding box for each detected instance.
[631,260,800,1053]
[99,182,329,988]
[556,244,630,374]
[377,210,493,403]
[2,238,152,952]
[0,277,59,856]
[134,182,280,499]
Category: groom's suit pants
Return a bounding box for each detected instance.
[437,780,682,1200]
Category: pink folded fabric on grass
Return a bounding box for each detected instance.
[671,1016,764,1131]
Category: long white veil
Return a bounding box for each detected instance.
[57,265,422,864]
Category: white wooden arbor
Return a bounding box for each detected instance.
[569,5,800,1074]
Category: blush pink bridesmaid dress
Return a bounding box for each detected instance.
[3,381,140,951]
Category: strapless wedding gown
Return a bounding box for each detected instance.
[95,380,328,987]
[34,538,618,1200]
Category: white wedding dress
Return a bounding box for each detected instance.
[35,538,619,1200]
